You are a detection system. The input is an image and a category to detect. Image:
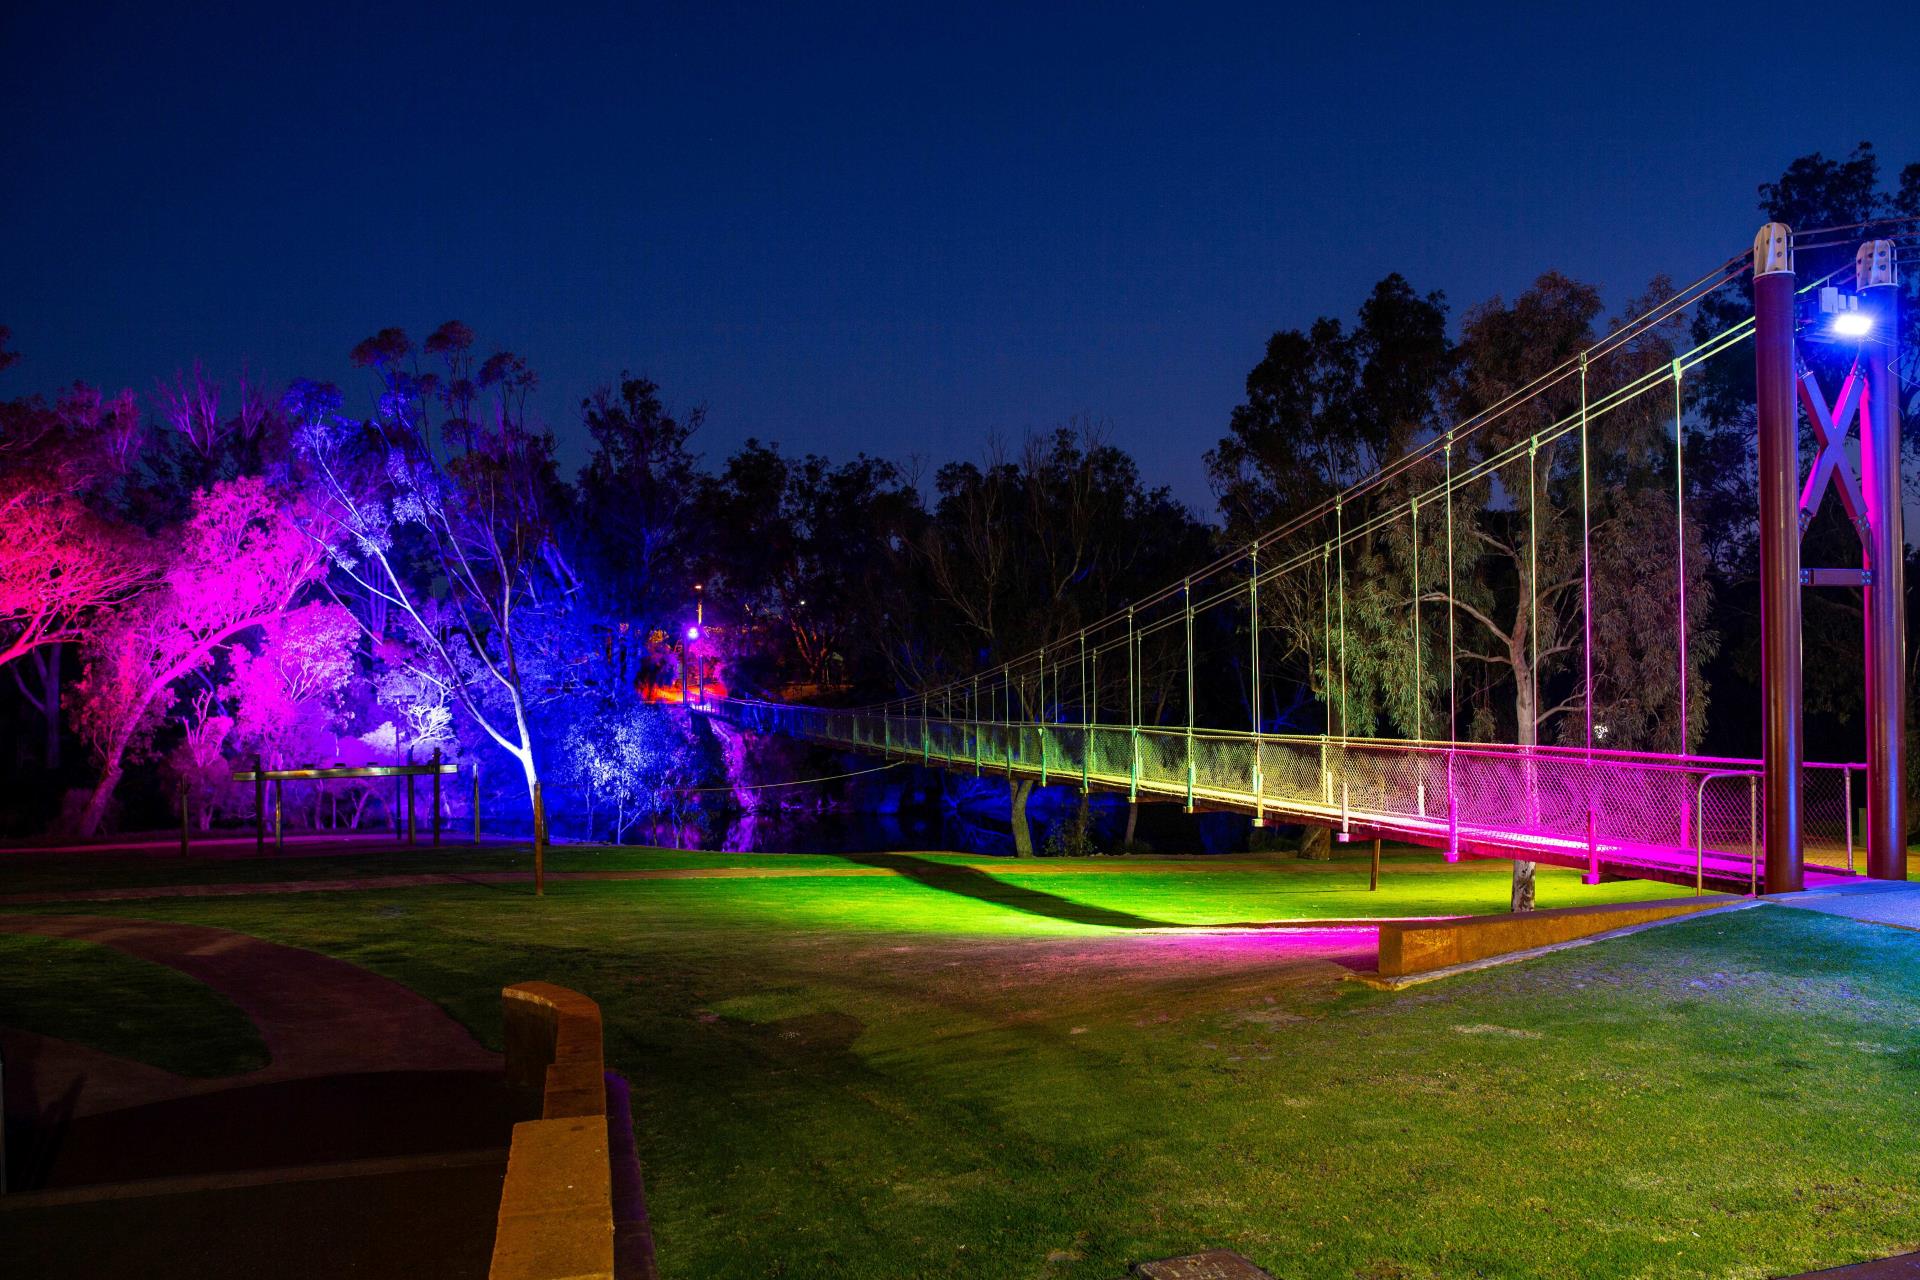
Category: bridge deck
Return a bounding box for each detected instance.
[708,701,1865,895]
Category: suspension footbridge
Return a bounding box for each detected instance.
[710,222,1912,897]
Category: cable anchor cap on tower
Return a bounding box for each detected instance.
[1754,223,1793,277]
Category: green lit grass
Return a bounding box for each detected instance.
[0,932,269,1078]
[12,853,1920,1277]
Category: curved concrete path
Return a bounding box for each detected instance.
[0,914,496,1118]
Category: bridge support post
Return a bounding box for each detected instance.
[1753,222,1804,892]
[1858,240,1907,881]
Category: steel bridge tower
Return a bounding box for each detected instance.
[1752,224,1906,892]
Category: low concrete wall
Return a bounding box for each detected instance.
[1377,896,1732,978]
[490,982,615,1280]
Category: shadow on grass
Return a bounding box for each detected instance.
[839,853,1177,929]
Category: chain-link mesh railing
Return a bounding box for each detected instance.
[708,698,1854,887]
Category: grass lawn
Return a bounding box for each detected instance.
[10,848,1920,1277]
[0,932,269,1077]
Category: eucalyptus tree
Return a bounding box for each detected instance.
[915,422,1209,854]
[289,345,578,892]
[72,476,325,835]
[697,439,923,698]
[1208,273,1454,740]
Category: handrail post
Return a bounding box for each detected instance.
[255,754,266,855]
[1252,745,1265,829]
[1250,541,1264,827]
[1126,606,1140,804]
[1184,579,1195,813]
[431,748,443,847]
[1695,775,1706,896]
[180,778,190,857]
[974,677,982,777]
[473,761,482,845]
[1445,747,1459,863]
[1583,806,1600,885]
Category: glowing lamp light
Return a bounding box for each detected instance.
[685,624,701,640]
[1830,311,1874,338]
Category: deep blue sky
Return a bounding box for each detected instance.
[4,2,1916,512]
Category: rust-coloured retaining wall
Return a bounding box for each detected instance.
[490,982,615,1280]
[1377,896,1733,978]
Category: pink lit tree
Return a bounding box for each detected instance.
[222,601,360,769]
[0,483,156,671]
[0,383,156,768]
[73,476,327,835]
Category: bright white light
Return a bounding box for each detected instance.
[1831,311,1874,337]
[685,625,701,640]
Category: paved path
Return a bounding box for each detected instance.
[1791,1250,1920,1277]
[0,914,496,1117]
[1763,879,1920,931]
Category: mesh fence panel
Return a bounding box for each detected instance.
[1259,739,1329,810]
[1803,765,1860,871]
[1089,727,1136,786]
[1193,734,1257,799]
[1117,729,1172,798]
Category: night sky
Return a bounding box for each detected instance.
[4,2,1916,511]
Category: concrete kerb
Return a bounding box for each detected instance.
[490,982,647,1280]
[1345,899,1763,990]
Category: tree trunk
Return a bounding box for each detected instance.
[1010,777,1036,857]
[76,723,135,837]
[37,644,61,770]
[12,645,63,770]
[1510,860,1537,911]
[1299,824,1332,860]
